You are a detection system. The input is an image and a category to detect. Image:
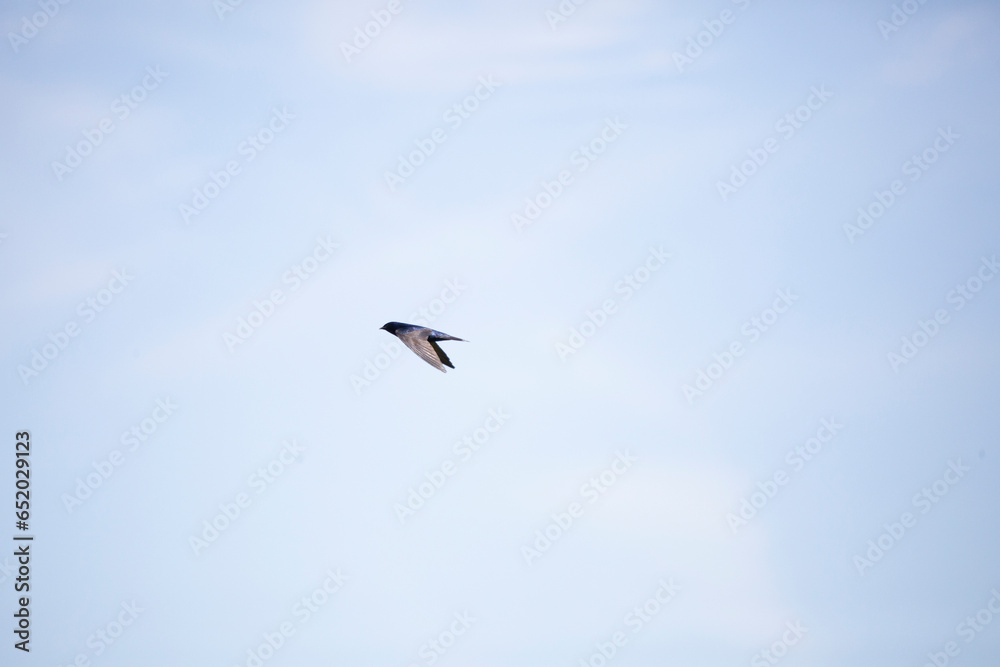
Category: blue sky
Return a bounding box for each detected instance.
[2,1,999,665]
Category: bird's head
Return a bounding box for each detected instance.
[380,322,400,334]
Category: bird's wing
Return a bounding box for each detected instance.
[429,339,455,369]
[397,329,449,372]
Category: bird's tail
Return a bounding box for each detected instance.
[428,333,466,342]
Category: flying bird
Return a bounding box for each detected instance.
[380,322,466,372]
